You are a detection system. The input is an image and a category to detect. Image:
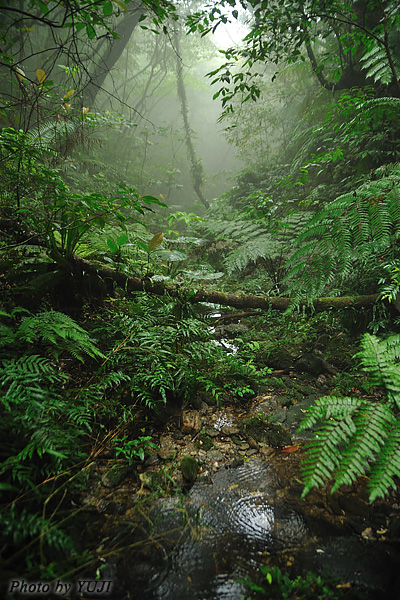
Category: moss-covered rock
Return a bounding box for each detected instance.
[180,456,199,483]
[240,415,291,448]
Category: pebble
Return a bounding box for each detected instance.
[221,425,240,435]
[207,449,224,461]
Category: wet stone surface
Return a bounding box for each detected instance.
[80,393,400,600]
[120,460,308,600]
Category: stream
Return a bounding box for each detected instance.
[124,460,306,599]
[79,307,400,600]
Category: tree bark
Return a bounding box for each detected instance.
[84,8,142,107]
[75,257,381,311]
[173,28,209,209]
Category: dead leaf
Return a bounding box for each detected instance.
[282,445,299,453]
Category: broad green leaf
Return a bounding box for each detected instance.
[86,24,96,39]
[37,0,49,15]
[103,1,113,16]
[136,240,149,253]
[116,234,129,246]
[107,239,119,253]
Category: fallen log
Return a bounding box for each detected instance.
[75,257,381,312]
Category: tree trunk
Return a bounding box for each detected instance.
[84,8,142,107]
[75,257,381,312]
[173,28,209,209]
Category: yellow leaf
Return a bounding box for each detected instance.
[227,484,238,491]
[148,232,164,252]
[63,89,75,100]
[64,102,71,110]
[36,68,46,83]
[15,67,25,81]
[377,528,388,535]
[82,107,89,114]
[113,0,128,10]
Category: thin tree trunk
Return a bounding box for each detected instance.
[173,28,209,209]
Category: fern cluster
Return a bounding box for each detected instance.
[0,354,91,482]
[299,333,400,502]
[285,163,400,303]
[361,46,400,86]
[98,303,225,409]
[2,310,104,361]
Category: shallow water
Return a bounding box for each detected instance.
[127,461,307,600]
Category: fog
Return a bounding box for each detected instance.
[97,23,247,212]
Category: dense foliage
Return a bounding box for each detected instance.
[1,0,400,593]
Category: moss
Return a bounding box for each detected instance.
[195,433,214,452]
[240,415,291,448]
[180,456,199,483]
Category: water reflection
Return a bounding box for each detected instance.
[131,461,306,600]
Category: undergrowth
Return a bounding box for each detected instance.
[299,332,400,502]
[0,293,266,585]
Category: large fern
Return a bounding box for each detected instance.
[14,311,104,361]
[298,333,400,502]
[0,355,89,480]
[361,44,400,86]
[285,162,400,303]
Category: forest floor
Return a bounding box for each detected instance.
[76,361,400,600]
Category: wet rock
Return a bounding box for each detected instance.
[221,425,240,435]
[181,409,202,434]
[240,416,291,448]
[259,445,275,457]
[248,437,259,450]
[338,494,370,519]
[158,448,175,460]
[196,433,214,451]
[316,374,328,387]
[295,353,337,376]
[204,426,219,438]
[191,394,209,412]
[245,449,257,457]
[180,456,199,483]
[388,516,400,538]
[286,395,317,427]
[233,440,249,450]
[267,346,296,370]
[144,454,160,468]
[207,449,224,461]
[268,408,287,424]
[101,463,130,488]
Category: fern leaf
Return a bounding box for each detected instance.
[368,419,400,501]
[331,403,394,492]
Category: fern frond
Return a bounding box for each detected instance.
[285,163,400,301]
[17,311,104,361]
[331,403,395,491]
[300,333,400,501]
[224,235,283,275]
[368,419,400,501]
[361,45,400,85]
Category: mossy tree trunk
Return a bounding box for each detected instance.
[173,28,209,209]
[75,257,382,312]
